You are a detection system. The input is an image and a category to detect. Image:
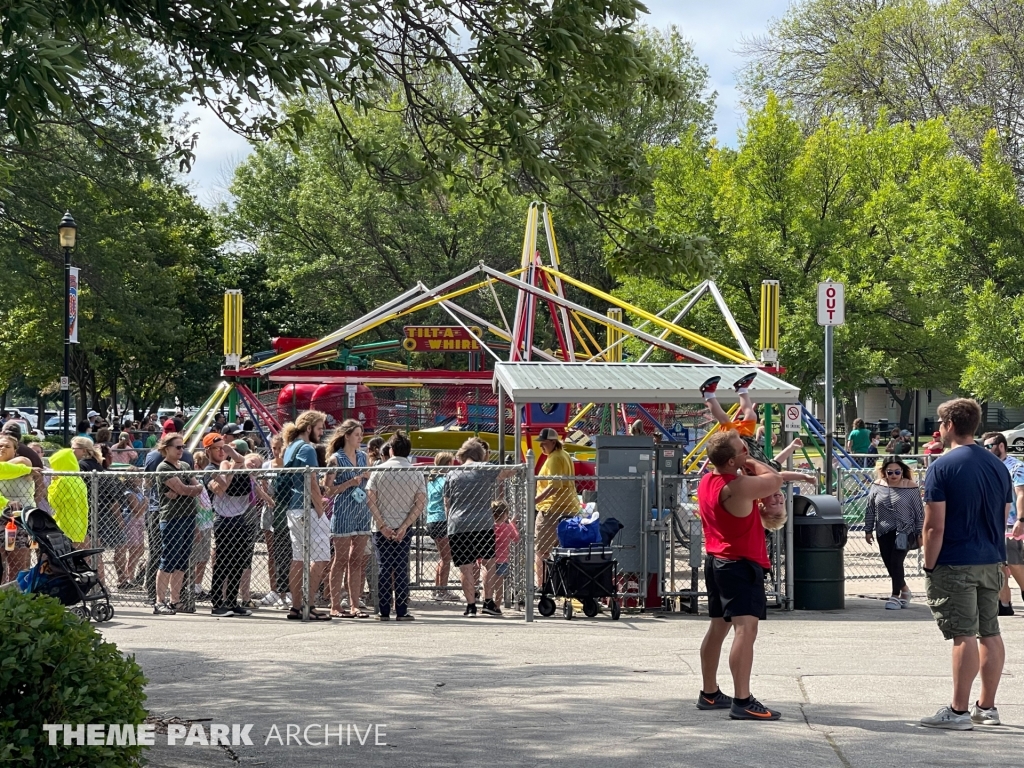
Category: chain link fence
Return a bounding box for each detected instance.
[5,462,530,620]
[837,461,928,581]
[12,454,914,619]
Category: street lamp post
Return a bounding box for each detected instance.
[59,212,77,447]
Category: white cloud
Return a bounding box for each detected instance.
[641,1,792,144]
[181,2,793,201]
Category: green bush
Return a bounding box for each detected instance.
[0,590,148,767]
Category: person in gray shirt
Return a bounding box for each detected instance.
[444,437,503,616]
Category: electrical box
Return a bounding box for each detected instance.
[594,435,659,573]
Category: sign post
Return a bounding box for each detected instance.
[817,281,845,491]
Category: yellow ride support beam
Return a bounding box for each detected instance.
[571,311,605,359]
[566,402,597,430]
[340,270,528,344]
[537,266,754,364]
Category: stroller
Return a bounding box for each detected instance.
[16,507,114,622]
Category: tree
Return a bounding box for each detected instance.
[620,96,1021,425]
[960,284,1024,408]
[0,118,226,419]
[741,0,1024,183]
[0,1,715,274]
[225,26,719,348]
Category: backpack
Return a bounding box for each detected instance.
[271,443,305,524]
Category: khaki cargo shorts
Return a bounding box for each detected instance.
[925,563,1004,640]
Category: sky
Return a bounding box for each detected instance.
[182,1,793,206]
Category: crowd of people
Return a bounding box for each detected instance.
[1,410,523,623]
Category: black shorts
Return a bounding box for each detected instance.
[427,520,448,541]
[449,529,496,567]
[705,555,767,621]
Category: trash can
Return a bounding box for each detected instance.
[792,495,848,610]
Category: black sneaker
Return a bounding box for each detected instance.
[153,602,176,616]
[211,606,232,617]
[696,689,732,710]
[699,376,721,397]
[998,602,1014,616]
[481,599,502,616]
[733,371,757,391]
[730,696,781,721]
[230,605,253,617]
[463,603,478,617]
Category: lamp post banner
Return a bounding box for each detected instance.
[68,266,79,344]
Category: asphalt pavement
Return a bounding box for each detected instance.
[92,585,1024,768]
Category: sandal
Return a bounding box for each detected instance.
[287,606,333,621]
[330,609,347,619]
[348,610,370,619]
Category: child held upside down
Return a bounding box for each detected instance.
[701,371,815,521]
[701,371,807,472]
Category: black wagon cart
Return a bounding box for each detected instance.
[537,545,620,620]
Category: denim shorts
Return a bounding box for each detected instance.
[494,561,510,577]
[159,516,195,573]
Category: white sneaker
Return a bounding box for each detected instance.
[920,706,973,730]
[885,598,902,610]
[970,703,1000,725]
[260,591,281,606]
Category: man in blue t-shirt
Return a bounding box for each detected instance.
[980,432,1024,615]
[920,399,1012,731]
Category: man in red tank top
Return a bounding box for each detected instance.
[695,430,784,721]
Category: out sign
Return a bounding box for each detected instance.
[817,281,845,326]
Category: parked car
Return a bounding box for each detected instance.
[44,415,76,434]
[1002,423,1024,449]
[6,408,37,430]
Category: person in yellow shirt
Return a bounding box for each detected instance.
[534,427,580,584]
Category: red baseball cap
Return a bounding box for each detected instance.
[162,418,177,434]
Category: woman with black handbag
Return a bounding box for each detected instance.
[865,457,924,610]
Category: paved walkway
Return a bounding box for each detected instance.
[97,593,1024,768]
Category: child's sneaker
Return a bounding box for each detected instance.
[700,376,721,400]
[733,371,757,392]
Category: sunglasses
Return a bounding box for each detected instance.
[983,443,999,450]
[885,469,903,476]
[168,444,184,450]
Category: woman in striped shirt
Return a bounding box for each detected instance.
[865,457,924,610]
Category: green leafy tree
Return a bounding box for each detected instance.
[623,97,1021,426]
[741,0,1024,181]
[0,1,716,273]
[225,27,718,352]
